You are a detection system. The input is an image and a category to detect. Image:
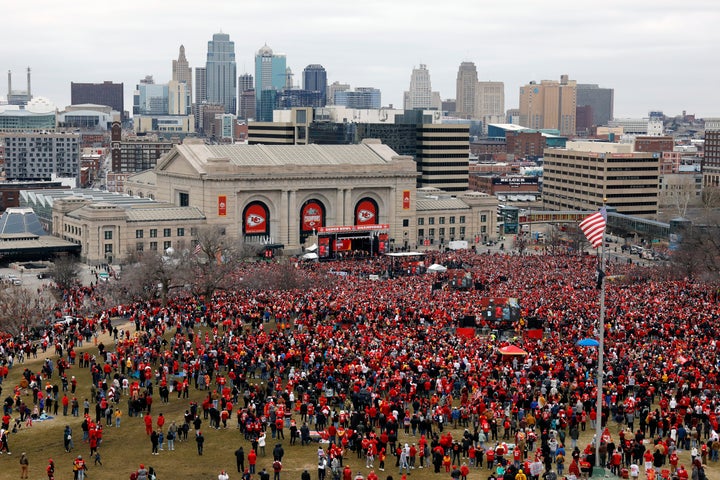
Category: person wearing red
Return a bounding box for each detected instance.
[668,451,679,474]
[73,455,87,480]
[460,462,470,480]
[486,447,495,470]
[513,444,523,468]
[343,465,352,480]
[644,449,654,472]
[46,459,55,480]
[568,458,581,478]
[610,449,622,476]
[144,413,153,435]
[248,448,257,474]
[675,465,688,480]
[156,413,165,431]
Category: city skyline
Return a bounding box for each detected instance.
[2,0,718,118]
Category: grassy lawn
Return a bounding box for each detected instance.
[1,320,716,480]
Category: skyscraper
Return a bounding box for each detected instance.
[576,84,614,127]
[172,45,192,108]
[254,44,287,121]
[168,80,190,115]
[239,73,253,93]
[403,64,441,110]
[206,32,237,114]
[195,67,207,104]
[518,75,576,136]
[238,73,254,120]
[455,62,477,118]
[133,80,168,115]
[476,81,505,132]
[302,64,327,106]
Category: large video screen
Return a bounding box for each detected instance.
[478,297,520,330]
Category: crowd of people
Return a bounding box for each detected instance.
[0,249,717,480]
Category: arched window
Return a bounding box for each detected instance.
[242,201,270,236]
[354,197,379,226]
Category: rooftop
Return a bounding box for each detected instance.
[20,188,156,209]
[0,208,47,236]
[125,206,205,222]
[416,197,471,211]
[173,141,401,170]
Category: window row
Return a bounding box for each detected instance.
[135,228,185,239]
[417,227,466,238]
[417,215,466,225]
[135,241,173,252]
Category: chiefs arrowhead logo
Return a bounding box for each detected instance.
[246,214,265,227]
[357,209,375,223]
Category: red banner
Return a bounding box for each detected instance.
[218,195,227,216]
[244,202,268,235]
[402,190,410,210]
[301,201,323,232]
[317,224,389,234]
[355,199,378,225]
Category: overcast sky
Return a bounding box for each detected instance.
[2,0,718,119]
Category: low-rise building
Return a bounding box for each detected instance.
[543,141,660,218]
[53,198,206,265]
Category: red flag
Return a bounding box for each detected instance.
[579,207,607,248]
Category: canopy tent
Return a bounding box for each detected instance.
[498,345,528,356]
[300,252,318,260]
[385,252,426,257]
[427,264,447,273]
[305,243,318,252]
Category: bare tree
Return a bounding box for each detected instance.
[109,248,188,305]
[663,174,697,219]
[184,226,256,299]
[240,259,332,291]
[513,234,528,255]
[0,283,56,335]
[566,224,591,255]
[49,255,81,290]
[701,186,720,224]
[545,224,565,255]
[671,225,720,282]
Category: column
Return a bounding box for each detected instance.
[336,189,345,225]
[279,189,289,247]
[288,189,298,248]
[387,186,396,229]
[344,188,353,225]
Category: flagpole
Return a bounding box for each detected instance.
[594,201,607,472]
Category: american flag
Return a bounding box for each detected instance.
[193,243,202,255]
[579,207,607,248]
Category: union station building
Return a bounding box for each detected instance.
[48,139,497,264]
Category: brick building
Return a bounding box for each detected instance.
[505,131,546,160]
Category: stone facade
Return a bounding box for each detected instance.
[52,197,206,265]
[124,141,498,253]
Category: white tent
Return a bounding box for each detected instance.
[301,252,319,260]
[305,243,318,252]
[427,263,447,273]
